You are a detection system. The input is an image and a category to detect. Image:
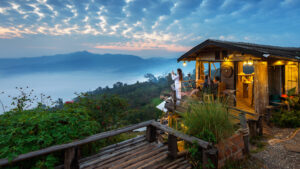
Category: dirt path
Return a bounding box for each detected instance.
[252,128,300,169]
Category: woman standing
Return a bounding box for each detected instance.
[172,68,183,104]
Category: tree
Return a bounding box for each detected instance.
[144,73,157,83]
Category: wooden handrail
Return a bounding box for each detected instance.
[227,106,257,117]
[0,119,213,167]
[151,121,210,149]
[0,120,154,166]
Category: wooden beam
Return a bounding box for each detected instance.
[208,62,211,78]
[150,121,210,149]
[64,147,79,169]
[168,134,178,159]
[146,125,157,143]
[254,61,269,116]
[239,113,250,154]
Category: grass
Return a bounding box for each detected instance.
[222,156,265,169]
[182,99,235,143]
[250,136,267,153]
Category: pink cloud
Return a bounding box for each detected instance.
[94,41,191,52]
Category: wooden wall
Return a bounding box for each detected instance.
[254,61,269,115]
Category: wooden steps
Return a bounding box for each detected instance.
[80,136,191,169]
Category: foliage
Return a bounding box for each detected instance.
[69,93,129,130]
[187,142,215,169]
[249,136,267,153]
[187,142,203,169]
[272,109,300,128]
[0,108,100,168]
[272,87,300,128]
[0,73,174,168]
[182,99,235,143]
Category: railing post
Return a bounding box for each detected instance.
[168,134,178,159]
[146,125,157,142]
[64,147,79,169]
[203,148,218,169]
[258,115,263,136]
[239,113,249,154]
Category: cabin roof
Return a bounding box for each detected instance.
[178,39,300,62]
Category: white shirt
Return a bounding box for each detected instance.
[171,73,181,90]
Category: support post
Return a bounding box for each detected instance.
[248,120,257,138]
[258,116,263,136]
[64,147,79,169]
[208,62,211,79]
[168,134,178,159]
[146,125,157,142]
[203,148,218,169]
[239,113,249,154]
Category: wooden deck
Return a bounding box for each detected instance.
[80,136,191,169]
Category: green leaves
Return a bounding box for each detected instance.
[0,108,99,168]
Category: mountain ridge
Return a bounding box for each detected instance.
[0,51,177,76]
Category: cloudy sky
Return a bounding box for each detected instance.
[0,0,300,58]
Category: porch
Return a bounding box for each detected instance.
[178,39,300,118]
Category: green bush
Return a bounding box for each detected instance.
[0,108,100,168]
[70,94,129,130]
[182,99,235,143]
[272,110,300,128]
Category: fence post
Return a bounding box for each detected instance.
[203,147,218,169]
[64,147,79,169]
[258,115,263,136]
[146,125,157,142]
[239,113,249,154]
[168,134,178,159]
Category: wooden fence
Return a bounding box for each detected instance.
[0,120,218,169]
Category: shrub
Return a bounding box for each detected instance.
[0,108,100,168]
[182,99,235,143]
[272,109,300,128]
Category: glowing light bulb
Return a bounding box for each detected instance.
[243,61,247,65]
[248,59,253,65]
[183,61,187,67]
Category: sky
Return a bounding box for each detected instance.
[0,0,300,59]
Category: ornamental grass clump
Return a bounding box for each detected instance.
[182,99,235,144]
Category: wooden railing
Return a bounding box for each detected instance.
[0,120,218,169]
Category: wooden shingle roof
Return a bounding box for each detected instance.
[178,39,300,61]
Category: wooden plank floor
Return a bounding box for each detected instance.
[80,136,191,169]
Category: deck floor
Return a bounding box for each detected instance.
[80,136,191,169]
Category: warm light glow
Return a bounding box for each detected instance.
[247,59,253,65]
[273,61,284,65]
[243,61,247,65]
[183,61,187,67]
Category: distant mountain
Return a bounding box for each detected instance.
[0,51,177,76]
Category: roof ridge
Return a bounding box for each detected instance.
[208,39,300,51]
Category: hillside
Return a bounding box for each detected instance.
[0,51,176,76]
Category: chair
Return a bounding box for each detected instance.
[203,94,214,103]
[218,82,226,98]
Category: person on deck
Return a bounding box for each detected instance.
[171,68,183,104]
[203,75,213,92]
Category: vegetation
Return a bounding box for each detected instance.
[182,99,235,144]
[0,73,173,168]
[272,87,300,128]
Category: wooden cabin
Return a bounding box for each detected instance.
[178,39,300,116]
